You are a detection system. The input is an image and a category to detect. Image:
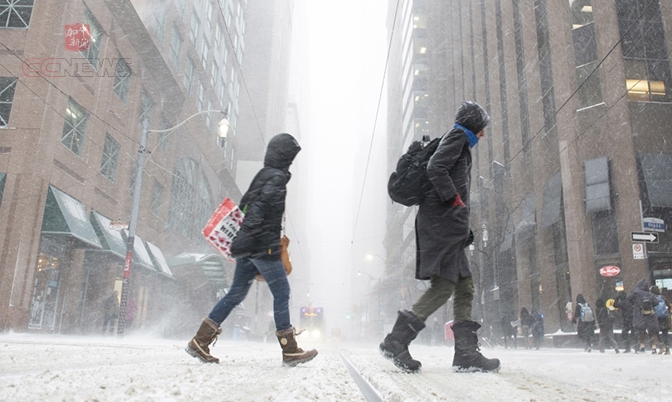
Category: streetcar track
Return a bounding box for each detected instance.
[339,352,383,402]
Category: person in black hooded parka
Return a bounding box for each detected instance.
[627,279,660,353]
[186,133,317,367]
[379,101,500,373]
[613,290,634,352]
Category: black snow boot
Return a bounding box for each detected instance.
[452,320,500,372]
[379,310,426,373]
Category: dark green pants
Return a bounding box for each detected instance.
[410,276,474,322]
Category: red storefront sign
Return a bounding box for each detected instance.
[599,265,620,277]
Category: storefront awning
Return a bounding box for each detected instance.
[167,253,229,287]
[41,186,102,249]
[90,211,126,259]
[121,231,156,272]
[146,241,174,278]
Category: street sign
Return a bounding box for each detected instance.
[643,217,666,233]
[631,232,659,243]
[633,243,645,259]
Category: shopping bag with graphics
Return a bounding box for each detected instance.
[202,197,244,261]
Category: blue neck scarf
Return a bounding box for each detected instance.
[454,123,478,148]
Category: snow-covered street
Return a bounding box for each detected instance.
[1,333,671,402]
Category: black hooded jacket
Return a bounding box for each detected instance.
[613,291,633,330]
[627,279,660,332]
[415,101,489,283]
[230,133,301,260]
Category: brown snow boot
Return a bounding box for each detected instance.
[186,317,223,363]
[276,327,318,366]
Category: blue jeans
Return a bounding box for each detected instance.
[208,257,291,331]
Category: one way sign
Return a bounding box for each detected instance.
[631,232,659,243]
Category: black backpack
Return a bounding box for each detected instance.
[641,298,655,315]
[387,136,441,206]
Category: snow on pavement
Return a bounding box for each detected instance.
[1,333,671,401]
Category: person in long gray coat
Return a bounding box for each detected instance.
[380,101,500,373]
[627,279,660,353]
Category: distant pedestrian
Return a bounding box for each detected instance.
[627,279,660,353]
[650,285,670,355]
[520,307,533,349]
[572,294,595,352]
[613,291,634,353]
[501,313,517,349]
[595,298,619,354]
[102,291,119,335]
[530,310,544,350]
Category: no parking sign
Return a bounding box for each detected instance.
[633,243,645,259]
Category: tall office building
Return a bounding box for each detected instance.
[383,0,672,335]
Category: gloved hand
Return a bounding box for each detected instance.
[452,193,466,207]
[464,229,474,248]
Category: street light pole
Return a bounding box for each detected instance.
[116,110,231,336]
[117,117,148,336]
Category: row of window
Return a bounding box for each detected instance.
[571,0,672,106]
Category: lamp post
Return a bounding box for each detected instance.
[116,109,231,336]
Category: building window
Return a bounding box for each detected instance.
[184,57,194,93]
[0,0,35,28]
[226,1,233,28]
[206,101,212,129]
[100,133,120,181]
[113,58,131,103]
[81,9,104,69]
[218,79,226,106]
[151,180,163,216]
[204,0,213,31]
[616,0,672,102]
[214,24,221,50]
[176,0,186,19]
[197,82,205,111]
[61,98,87,156]
[168,158,197,238]
[153,7,165,43]
[189,13,199,45]
[211,63,219,88]
[139,90,153,125]
[201,39,210,71]
[0,77,17,126]
[169,26,181,71]
[570,0,603,108]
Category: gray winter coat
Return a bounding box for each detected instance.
[415,102,489,283]
[627,279,660,333]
